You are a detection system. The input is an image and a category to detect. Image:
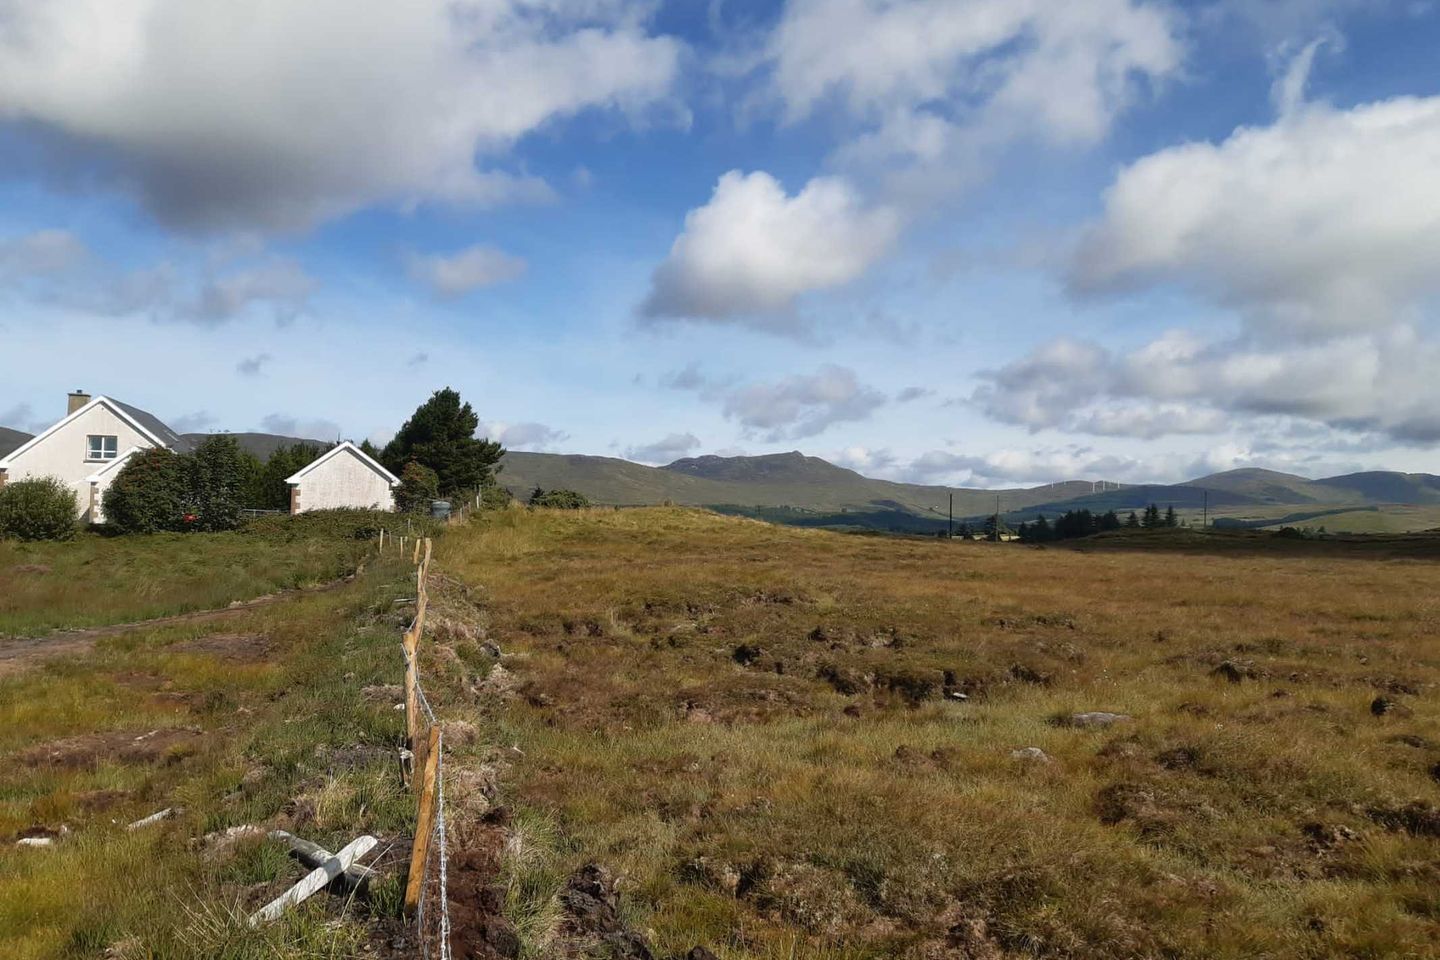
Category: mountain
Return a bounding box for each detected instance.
[498,450,1440,535]
[500,450,1122,524]
[1181,468,1360,505]
[1315,471,1440,504]
[182,432,328,460]
[0,426,33,459]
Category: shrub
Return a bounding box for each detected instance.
[528,487,591,509]
[104,448,190,534]
[0,476,77,541]
[395,461,441,514]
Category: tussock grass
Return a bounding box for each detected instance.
[0,543,420,959]
[446,507,1440,958]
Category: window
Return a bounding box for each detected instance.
[87,435,118,461]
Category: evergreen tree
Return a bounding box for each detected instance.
[1033,514,1052,541]
[382,388,505,497]
[188,434,245,531]
[1100,510,1122,531]
[1164,505,1178,528]
[1142,504,1162,528]
[252,442,326,509]
[1125,511,1140,528]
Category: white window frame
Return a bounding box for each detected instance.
[86,434,118,462]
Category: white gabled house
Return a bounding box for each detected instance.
[285,441,398,514]
[0,391,191,522]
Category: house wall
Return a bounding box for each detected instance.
[292,450,395,513]
[3,406,157,520]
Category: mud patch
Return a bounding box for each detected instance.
[559,862,657,959]
[17,727,203,770]
[173,632,272,662]
[447,809,521,959]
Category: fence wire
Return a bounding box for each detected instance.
[402,543,451,960]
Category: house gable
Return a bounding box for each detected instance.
[284,442,399,486]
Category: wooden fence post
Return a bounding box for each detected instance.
[378,528,384,553]
[403,626,419,747]
[412,537,421,564]
[404,725,442,913]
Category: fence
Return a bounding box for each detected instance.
[394,533,453,959]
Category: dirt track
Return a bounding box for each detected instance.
[0,574,354,676]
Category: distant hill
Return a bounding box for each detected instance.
[0,426,33,459]
[498,450,1440,535]
[1315,471,1440,504]
[182,432,328,460]
[500,450,1124,525]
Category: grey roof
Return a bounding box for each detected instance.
[111,399,194,453]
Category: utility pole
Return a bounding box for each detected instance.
[948,492,953,539]
[1202,490,1208,529]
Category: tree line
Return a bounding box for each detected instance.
[1017,503,1178,543]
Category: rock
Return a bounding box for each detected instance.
[1010,746,1051,763]
[1065,711,1131,728]
[16,836,53,848]
[481,640,503,658]
[684,948,720,960]
[1212,660,1256,683]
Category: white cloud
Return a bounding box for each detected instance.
[976,326,1440,444]
[625,432,700,463]
[1071,93,1440,337]
[481,420,568,450]
[719,364,887,441]
[0,0,683,230]
[407,245,527,298]
[641,170,899,325]
[767,0,1182,162]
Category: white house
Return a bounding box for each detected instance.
[0,391,191,522]
[285,441,398,514]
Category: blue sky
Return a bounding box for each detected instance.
[2,0,1440,486]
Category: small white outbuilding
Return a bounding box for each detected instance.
[285,441,398,514]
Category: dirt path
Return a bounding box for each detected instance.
[0,572,358,677]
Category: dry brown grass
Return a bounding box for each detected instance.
[445,506,1440,959]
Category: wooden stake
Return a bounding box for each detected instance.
[404,725,442,913]
[403,632,419,747]
[423,537,432,568]
[378,529,384,553]
[412,537,421,564]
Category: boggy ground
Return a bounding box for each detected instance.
[444,507,1440,960]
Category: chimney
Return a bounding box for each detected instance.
[68,390,90,415]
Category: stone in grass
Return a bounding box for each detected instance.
[1010,746,1051,763]
[1065,711,1132,729]
[1371,696,1414,718]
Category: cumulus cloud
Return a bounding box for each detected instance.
[831,445,897,476]
[168,411,216,434]
[181,260,315,326]
[235,353,272,377]
[1071,93,1440,337]
[975,326,1440,445]
[625,432,701,464]
[407,245,527,298]
[641,171,899,325]
[479,420,568,450]
[0,0,683,230]
[768,0,1181,170]
[718,364,887,441]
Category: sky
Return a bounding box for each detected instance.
[2,0,1440,488]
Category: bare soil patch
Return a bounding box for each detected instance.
[16,727,203,770]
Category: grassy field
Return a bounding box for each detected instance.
[0,513,392,635]
[0,515,475,959]
[441,507,1440,959]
